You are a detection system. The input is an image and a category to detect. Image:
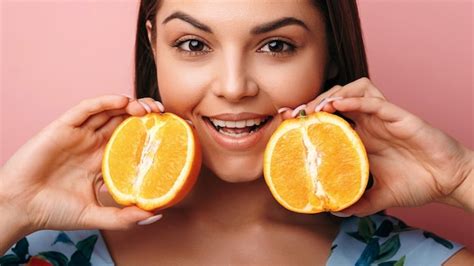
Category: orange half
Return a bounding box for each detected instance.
[263,111,369,213]
[102,113,201,211]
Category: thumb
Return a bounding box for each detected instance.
[82,205,161,230]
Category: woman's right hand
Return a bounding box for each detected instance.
[0,95,165,238]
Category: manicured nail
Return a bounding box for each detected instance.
[330,211,351,218]
[137,214,163,225]
[315,96,343,113]
[185,120,194,126]
[291,104,307,118]
[138,100,152,113]
[278,107,291,114]
[154,101,165,113]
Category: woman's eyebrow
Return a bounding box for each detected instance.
[162,11,310,34]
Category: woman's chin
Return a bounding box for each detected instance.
[204,164,263,183]
[217,172,262,183]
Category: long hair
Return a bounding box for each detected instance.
[134,0,369,100]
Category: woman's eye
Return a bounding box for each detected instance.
[174,39,211,55]
[259,40,296,56]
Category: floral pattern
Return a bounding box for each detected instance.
[0,232,97,266]
[1,214,462,266]
[328,214,461,266]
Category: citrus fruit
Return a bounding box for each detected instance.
[102,112,201,211]
[263,111,369,213]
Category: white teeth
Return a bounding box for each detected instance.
[209,117,268,128]
[219,128,251,137]
[235,120,246,128]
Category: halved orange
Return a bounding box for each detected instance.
[102,113,201,211]
[263,111,369,214]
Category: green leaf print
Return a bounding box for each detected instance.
[355,238,380,266]
[375,235,400,262]
[0,254,23,265]
[68,251,91,266]
[52,231,75,246]
[423,231,454,249]
[38,251,69,266]
[374,220,394,237]
[75,235,98,260]
[11,237,29,261]
[358,217,376,242]
[347,231,369,244]
[394,256,406,266]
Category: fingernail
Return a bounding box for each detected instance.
[330,211,351,218]
[278,107,291,114]
[315,96,343,112]
[185,119,194,126]
[154,101,165,113]
[138,100,152,113]
[291,104,307,118]
[137,214,163,225]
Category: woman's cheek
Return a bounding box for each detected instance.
[156,60,211,118]
[255,58,326,108]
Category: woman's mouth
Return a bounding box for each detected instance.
[202,115,274,150]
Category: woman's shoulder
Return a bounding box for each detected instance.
[327,213,464,265]
[0,229,113,265]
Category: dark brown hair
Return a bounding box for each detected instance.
[134,0,369,100]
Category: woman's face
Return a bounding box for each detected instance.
[148,0,329,183]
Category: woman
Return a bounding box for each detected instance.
[1,0,473,264]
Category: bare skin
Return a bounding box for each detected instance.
[101,1,341,263]
[1,0,473,264]
[101,167,342,264]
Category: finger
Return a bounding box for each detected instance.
[339,185,397,217]
[337,77,385,99]
[96,115,128,138]
[291,104,307,118]
[309,78,385,114]
[306,85,344,113]
[120,98,154,116]
[82,205,158,230]
[314,96,343,112]
[82,109,128,130]
[60,95,130,127]
[138,98,165,113]
[83,98,156,130]
[278,77,381,119]
[332,97,409,123]
[278,107,294,120]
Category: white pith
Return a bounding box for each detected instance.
[133,123,163,194]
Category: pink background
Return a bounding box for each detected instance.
[1,0,473,249]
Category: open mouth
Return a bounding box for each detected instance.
[203,116,273,138]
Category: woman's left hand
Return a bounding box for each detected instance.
[279,77,473,216]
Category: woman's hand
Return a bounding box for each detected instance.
[278,77,473,216]
[0,95,165,238]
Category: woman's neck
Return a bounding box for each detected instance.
[171,166,340,231]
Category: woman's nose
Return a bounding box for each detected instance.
[213,51,258,102]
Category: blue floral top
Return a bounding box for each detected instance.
[1,214,463,265]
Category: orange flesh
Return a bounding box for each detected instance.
[270,128,309,209]
[264,112,368,213]
[139,118,188,199]
[103,113,200,211]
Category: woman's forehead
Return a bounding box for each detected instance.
[156,0,324,30]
